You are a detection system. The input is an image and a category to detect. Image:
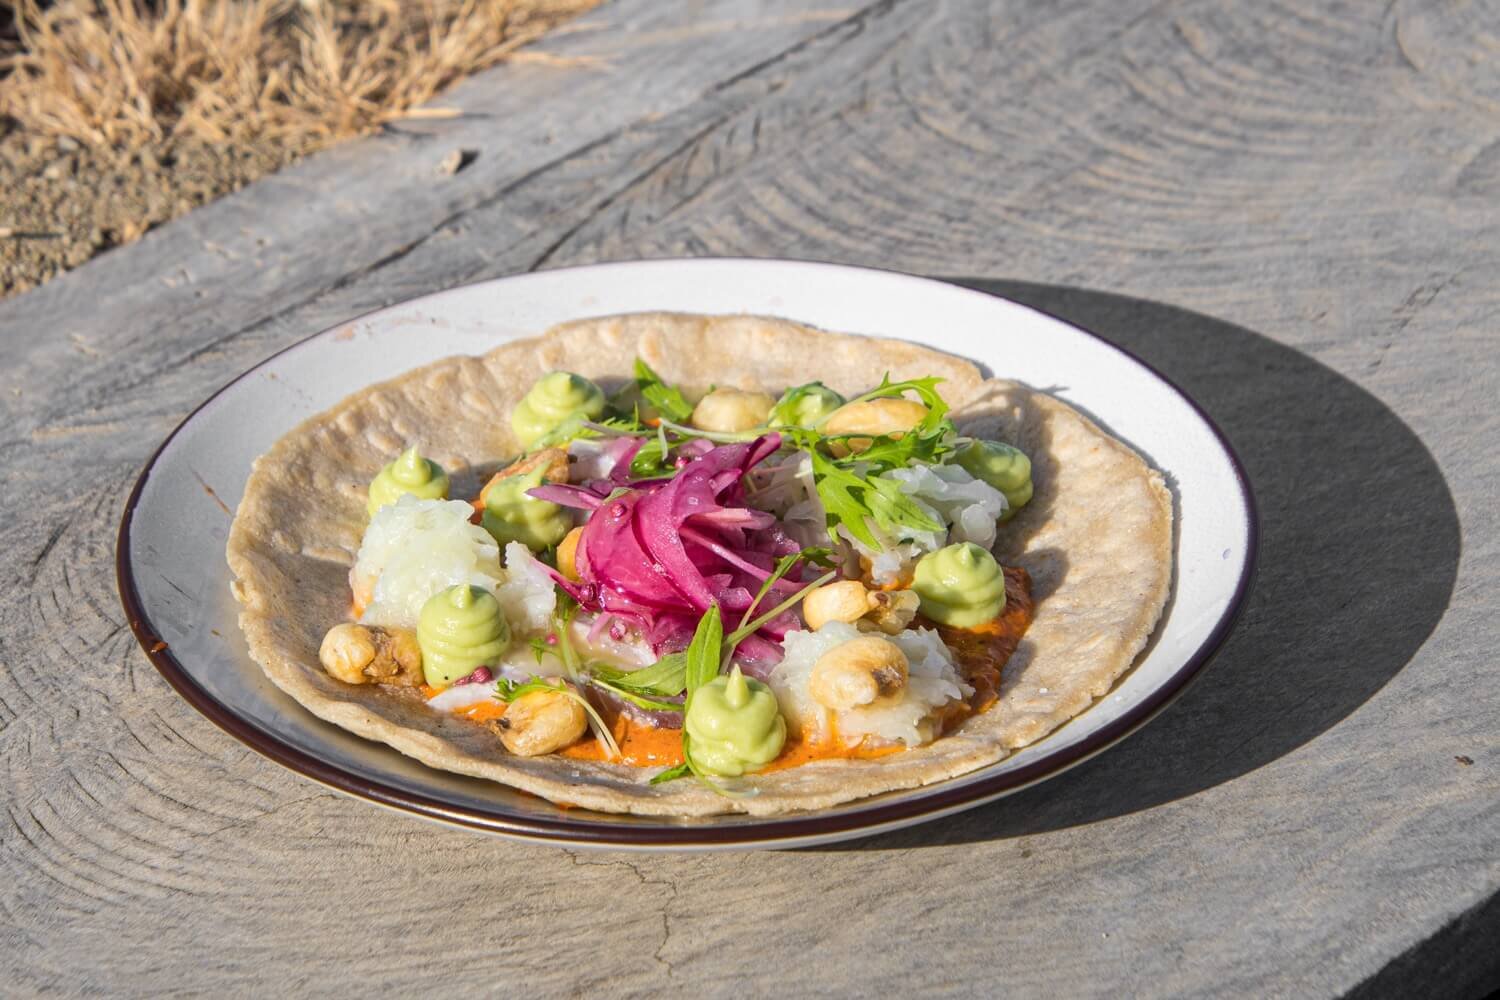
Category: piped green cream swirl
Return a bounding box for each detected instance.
[367,446,449,517]
[912,542,1006,628]
[684,665,787,776]
[416,585,510,686]
[511,371,607,448]
[954,440,1033,520]
[480,466,571,552]
[768,381,845,428]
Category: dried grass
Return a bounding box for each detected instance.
[0,0,600,154]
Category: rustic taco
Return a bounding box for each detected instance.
[226,313,1172,816]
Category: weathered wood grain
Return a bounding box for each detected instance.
[3,0,1499,996]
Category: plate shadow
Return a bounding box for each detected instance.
[829,278,1460,851]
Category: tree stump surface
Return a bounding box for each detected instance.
[2,1,1496,996]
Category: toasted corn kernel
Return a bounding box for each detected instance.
[809,636,910,710]
[496,687,588,755]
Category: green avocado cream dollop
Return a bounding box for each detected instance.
[684,665,787,777]
[416,585,511,686]
[954,439,1033,520]
[367,445,450,516]
[480,465,571,551]
[912,542,1006,628]
[769,381,846,428]
[511,371,607,448]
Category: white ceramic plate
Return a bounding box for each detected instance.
[118,259,1255,851]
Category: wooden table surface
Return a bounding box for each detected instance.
[3,1,1496,995]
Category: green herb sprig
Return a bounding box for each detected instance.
[650,552,836,791]
[588,655,687,713]
[815,374,949,430]
[632,359,695,424]
[726,549,836,665]
[788,443,942,548]
[595,546,831,704]
[777,374,958,547]
[648,605,740,793]
[589,655,687,698]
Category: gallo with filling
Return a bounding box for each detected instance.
[317,360,1038,790]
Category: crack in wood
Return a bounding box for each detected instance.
[26,522,67,586]
[527,111,741,271]
[563,850,682,978]
[708,0,903,96]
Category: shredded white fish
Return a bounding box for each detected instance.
[493,541,557,637]
[354,496,505,629]
[884,463,1007,550]
[567,438,617,482]
[757,454,1005,585]
[770,622,970,747]
[426,683,500,712]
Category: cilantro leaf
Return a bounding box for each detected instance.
[781,376,955,546]
[839,416,958,471]
[633,358,695,424]
[804,448,941,548]
[628,429,680,479]
[837,374,951,431]
[818,374,956,471]
[865,474,944,535]
[798,545,837,568]
[806,449,883,547]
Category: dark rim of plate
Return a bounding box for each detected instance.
[115,261,1259,849]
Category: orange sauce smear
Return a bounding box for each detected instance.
[558,716,908,772]
[428,566,1036,773]
[562,716,686,768]
[420,686,511,723]
[760,735,904,772]
[456,700,509,723]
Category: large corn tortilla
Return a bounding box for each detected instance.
[227,313,1173,816]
